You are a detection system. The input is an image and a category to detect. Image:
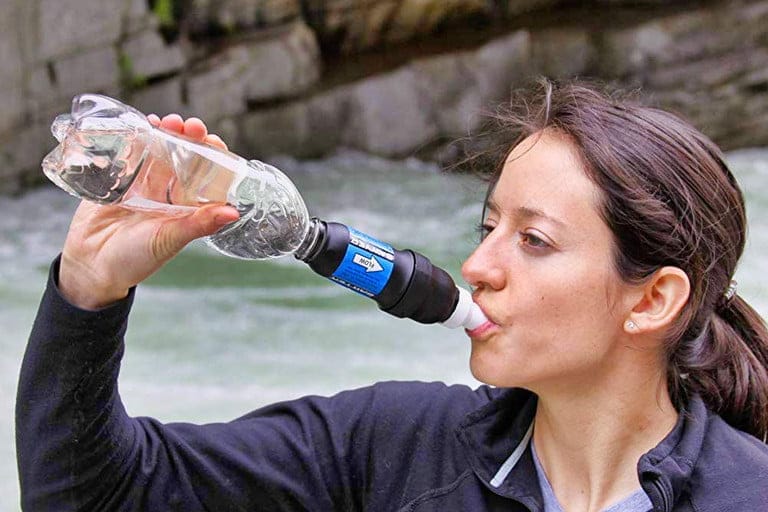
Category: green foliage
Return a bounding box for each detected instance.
[151,0,181,42]
[117,51,147,92]
[153,0,175,28]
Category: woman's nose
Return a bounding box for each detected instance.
[461,235,506,291]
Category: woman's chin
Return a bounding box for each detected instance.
[469,350,528,388]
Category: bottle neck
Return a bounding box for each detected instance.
[293,217,326,262]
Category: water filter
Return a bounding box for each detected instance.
[295,219,486,329]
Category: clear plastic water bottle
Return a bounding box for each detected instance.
[42,93,309,259]
[42,93,487,330]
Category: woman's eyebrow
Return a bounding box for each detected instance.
[515,206,567,228]
[487,197,566,228]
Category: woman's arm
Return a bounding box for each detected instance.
[15,115,323,510]
[17,257,138,510]
[16,258,356,511]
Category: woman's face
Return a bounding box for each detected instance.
[461,130,637,390]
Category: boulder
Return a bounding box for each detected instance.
[303,0,555,53]
[128,76,188,118]
[185,0,301,37]
[384,0,487,44]
[531,28,593,79]
[0,0,25,134]
[342,67,439,156]
[186,21,320,122]
[186,45,252,122]
[596,2,768,78]
[0,122,52,194]
[469,30,532,105]
[29,46,121,110]
[5,0,768,193]
[237,86,348,159]
[38,0,124,60]
[125,0,156,34]
[122,29,185,80]
[411,52,483,136]
[235,28,533,159]
[243,21,321,103]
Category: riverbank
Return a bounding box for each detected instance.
[3,0,768,194]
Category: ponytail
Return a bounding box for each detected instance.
[675,296,768,441]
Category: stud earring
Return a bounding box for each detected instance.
[625,320,637,331]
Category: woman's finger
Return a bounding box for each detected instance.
[205,134,228,151]
[183,117,208,141]
[160,114,184,133]
[151,204,240,260]
[151,113,220,146]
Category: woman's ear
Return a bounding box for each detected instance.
[624,266,690,335]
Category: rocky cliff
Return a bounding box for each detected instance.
[2,0,767,193]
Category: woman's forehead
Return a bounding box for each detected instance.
[489,132,602,220]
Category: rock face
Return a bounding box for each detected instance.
[2,0,768,193]
[185,0,302,36]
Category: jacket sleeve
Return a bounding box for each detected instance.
[15,257,376,511]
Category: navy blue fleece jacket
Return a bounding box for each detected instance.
[16,259,768,511]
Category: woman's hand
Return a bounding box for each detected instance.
[58,115,240,310]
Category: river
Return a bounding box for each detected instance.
[1,149,767,510]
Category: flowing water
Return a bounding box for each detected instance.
[2,149,768,510]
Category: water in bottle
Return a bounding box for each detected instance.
[42,94,309,259]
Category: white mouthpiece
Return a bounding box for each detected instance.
[442,287,488,330]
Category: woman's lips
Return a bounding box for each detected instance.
[466,320,499,339]
[465,299,499,338]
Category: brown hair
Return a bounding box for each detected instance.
[479,79,768,441]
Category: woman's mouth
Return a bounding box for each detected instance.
[465,320,499,339]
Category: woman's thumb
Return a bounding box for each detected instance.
[151,205,240,260]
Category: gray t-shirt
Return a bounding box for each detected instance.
[531,443,653,512]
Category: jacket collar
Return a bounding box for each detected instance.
[637,395,708,511]
[456,388,710,512]
[455,388,542,510]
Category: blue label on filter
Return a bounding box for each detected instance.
[331,229,395,297]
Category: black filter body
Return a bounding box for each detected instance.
[302,221,459,324]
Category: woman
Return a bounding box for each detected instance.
[16,80,768,511]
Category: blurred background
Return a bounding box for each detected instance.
[2,0,768,509]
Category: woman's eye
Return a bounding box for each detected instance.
[520,232,550,249]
